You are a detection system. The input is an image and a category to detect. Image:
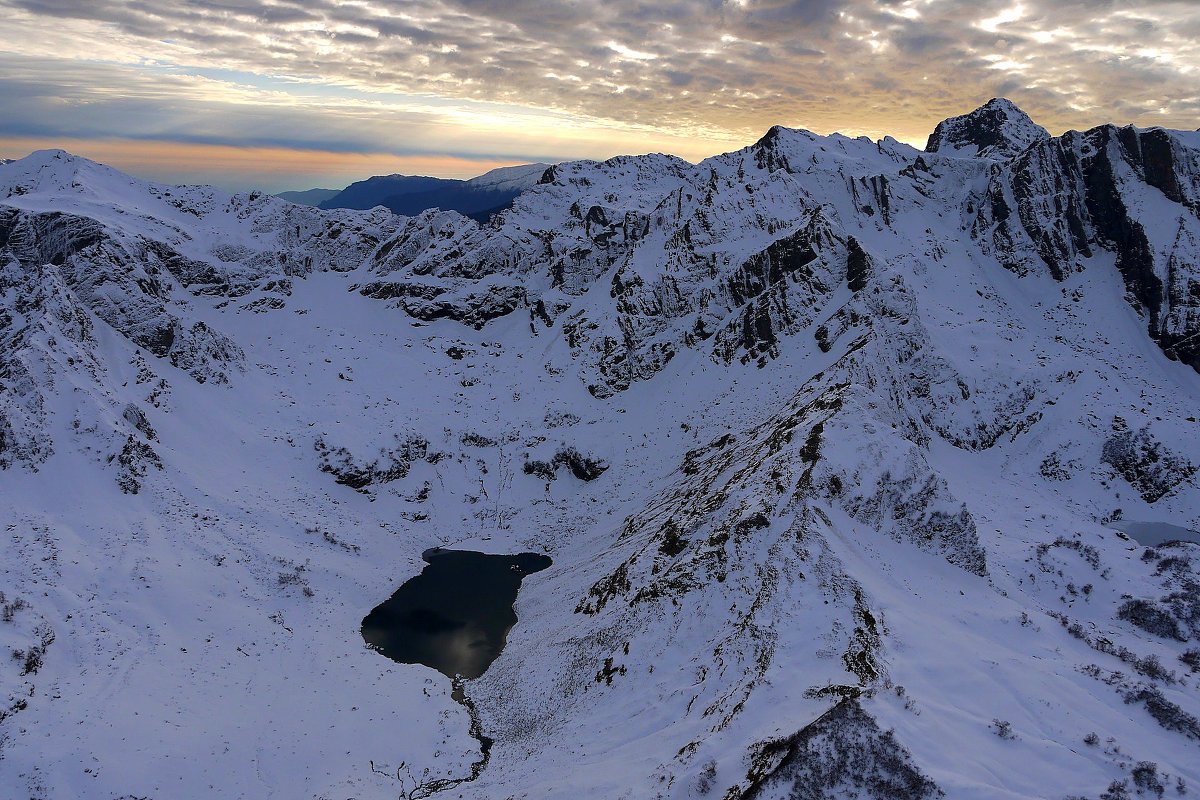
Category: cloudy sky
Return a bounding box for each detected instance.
[2,0,1198,191]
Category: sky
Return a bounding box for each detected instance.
[2,0,1199,192]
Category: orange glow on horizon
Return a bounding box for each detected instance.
[0,137,537,190]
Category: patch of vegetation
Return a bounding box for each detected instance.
[460,431,497,447]
[1118,599,1186,642]
[552,446,609,481]
[1123,685,1200,740]
[990,719,1016,740]
[10,625,54,676]
[1039,451,1073,481]
[522,459,555,481]
[1053,611,1179,683]
[1,593,28,623]
[1131,761,1166,798]
[1036,537,1102,572]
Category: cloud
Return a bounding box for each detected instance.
[1,0,1198,187]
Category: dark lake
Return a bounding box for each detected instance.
[362,548,552,680]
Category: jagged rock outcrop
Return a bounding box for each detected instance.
[523,446,609,482]
[1101,416,1197,503]
[972,124,1200,371]
[109,434,162,494]
[314,433,432,492]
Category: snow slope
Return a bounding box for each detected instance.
[1,101,1199,800]
[464,163,551,192]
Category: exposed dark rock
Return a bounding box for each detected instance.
[167,321,245,385]
[0,254,95,470]
[361,280,526,328]
[0,208,246,383]
[404,284,525,328]
[846,236,871,293]
[712,212,839,366]
[843,466,987,577]
[523,446,609,482]
[242,296,286,313]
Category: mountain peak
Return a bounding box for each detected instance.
[1,148,139,201]
[925,98,1049,160]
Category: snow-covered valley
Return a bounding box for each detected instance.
[1,99,1199,799]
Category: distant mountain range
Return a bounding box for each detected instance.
[275,187,340,206]
[278,162,550,222]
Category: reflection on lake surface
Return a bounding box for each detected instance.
[362,548,552,680]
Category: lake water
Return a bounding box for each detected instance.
[361,548,552,680]
[1111,520,1200,548]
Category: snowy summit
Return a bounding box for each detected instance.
[925,97,1052,160]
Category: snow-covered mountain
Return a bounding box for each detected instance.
[465,162,553,192]
[2,101,1199,800]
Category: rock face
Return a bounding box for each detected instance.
[974,124,1200,370]
[2,105,1200,800]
